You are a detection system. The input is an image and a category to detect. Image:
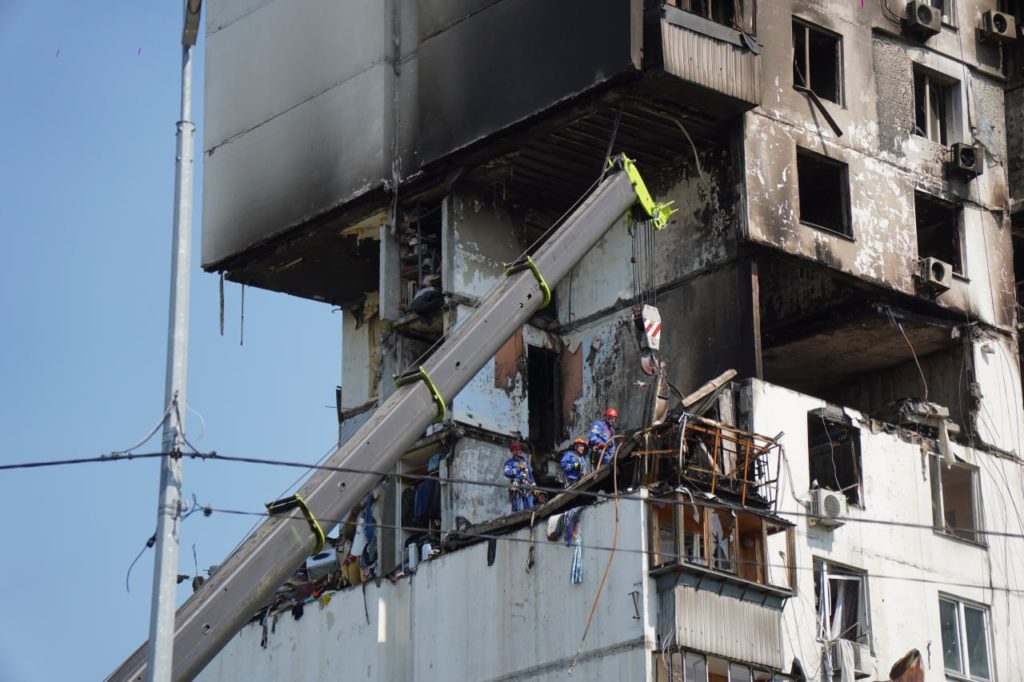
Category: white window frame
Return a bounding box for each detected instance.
[939,595,993,681]
[930,455,983,545]
[913,67,959,146]
[815,560,872,647]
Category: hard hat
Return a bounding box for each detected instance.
[509,440,523,453]
[573,438,587,447]
[604,408,619,419]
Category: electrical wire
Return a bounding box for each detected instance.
[6,448,1024,541]
[194,504,1024,596]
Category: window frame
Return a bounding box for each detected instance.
[914,192,965,278]
[807,410,863,508]
[939,595,993,681]
[814,559,872,648]
[792,18,844,106]
[930,0,958,27]
[913,66,958,146]
[795,147,852,238]
[930,455,984,546]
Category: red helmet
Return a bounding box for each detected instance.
[604,408,619,419]
[573,438,587,447]
[509,440,523,453]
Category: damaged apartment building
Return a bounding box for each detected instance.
[172,0,1024,680]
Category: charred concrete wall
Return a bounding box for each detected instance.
[202,0,640,270]
[745,0,1014,331]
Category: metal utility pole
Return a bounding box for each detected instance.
[147,2,201,681]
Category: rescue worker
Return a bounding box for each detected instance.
[589,407,618,468]
[560,438,590,487]
[502,441,537,512]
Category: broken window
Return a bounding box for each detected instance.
[930,456,981,543]
[683,506,706,566]
[915,192,964,275]
[940,596,992,680]
[651,501,678,568]
[796,148,851,237]
[807,410,862,506]
[655,651,786,681]
[792,20,842,104]
[710,509,736,572]
[913,67,956,145]
[527,345,560,448]
[814,560,871,645]
[665,0,735,27]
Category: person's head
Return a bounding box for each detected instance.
[509,440,523,455]
[573,438,587,452]
[604,407,619,425]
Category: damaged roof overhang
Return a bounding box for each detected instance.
[214,192,386,307]
[761,301,961,396]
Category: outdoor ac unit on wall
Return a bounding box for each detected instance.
[829,641,872,676]
[982,10,1017,43]
[904,1,941,39]
[810,488,846,528]
[949,142,984,177]
[916,257,954,295]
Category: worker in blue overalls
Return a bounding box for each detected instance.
[560,438,590,487]
[589,407,618,468]
[503,440,537,512]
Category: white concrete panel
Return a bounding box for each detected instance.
[446,191,525,299]
[205,0,273,35]
[199,499,650,682]
[971,334,1024,455]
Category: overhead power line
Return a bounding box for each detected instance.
[4,450,1024,541]
[197,505,1024,597]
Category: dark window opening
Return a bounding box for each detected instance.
[915,193,963,274]
[931,456,981,543]
[797,149,851,236]
[808,410,862,506]
[793,20,842,104]
[665,0,735,27]
[913,67,956,145]
[527,345,560,448]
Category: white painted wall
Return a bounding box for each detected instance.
[746,379,1024,680]
[198,497,655,682]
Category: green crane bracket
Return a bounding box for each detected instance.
[607,154,677,230]
[504,255,552,309]
[394,366,447,423]
[265,493,326,554]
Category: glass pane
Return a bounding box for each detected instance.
[710,511,735,572]
[685,652,708,682]
[729,663,751,681]
[942,465,978,542]
[964,605,991,679]
[939,598,963,673]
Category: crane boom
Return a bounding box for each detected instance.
[108,155,672,681]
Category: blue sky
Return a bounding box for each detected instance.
[0,4,340,680]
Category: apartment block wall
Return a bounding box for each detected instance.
[747,0,1014,330]
[746,378,1024,679]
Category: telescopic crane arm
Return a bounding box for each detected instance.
[108,155,673,681]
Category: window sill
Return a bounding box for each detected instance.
[793,85,844,110]
[934,528,988,550]
[800,221,855,242]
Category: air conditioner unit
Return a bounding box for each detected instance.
[904,0,941,39]
[305,546,339,581]
[916,257,954,295]
[810,488,846,528]
[949,142,984,177]
[982,10,1017,43]
[829,641,873,676]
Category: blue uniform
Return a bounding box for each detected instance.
[503,455,536,512]
[560,448,590,486]
[589,419,616,466]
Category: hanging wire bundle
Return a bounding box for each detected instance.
[631,215,657,310]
